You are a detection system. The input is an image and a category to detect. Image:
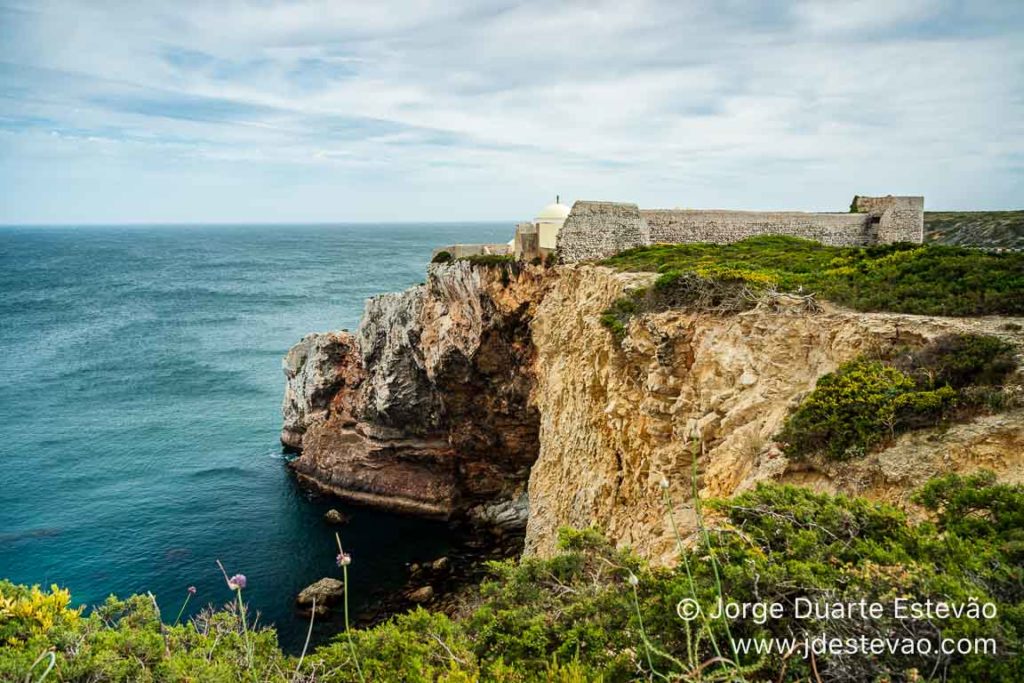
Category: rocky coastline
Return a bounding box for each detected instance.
[283,259,1024,567]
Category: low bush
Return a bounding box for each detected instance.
[778,359,919,459]
[894,333,1017,389]
[432,250,453,264]
[460,254,514,267]
[598,269,768,342]
[602,236,1024,317]
[2,475,1023,681]
[780,334,1019,460]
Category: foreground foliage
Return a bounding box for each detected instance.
[601,236,1024,318]
[5,474,1024,681]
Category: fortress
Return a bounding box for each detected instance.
[434,194,924,264]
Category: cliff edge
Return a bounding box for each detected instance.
[283,258,1024,561]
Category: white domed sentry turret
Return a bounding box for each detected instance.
[534,195,570,251]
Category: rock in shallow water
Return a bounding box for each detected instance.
[296,577,345,607]
[407,585,434,603]
[323,508,349,525]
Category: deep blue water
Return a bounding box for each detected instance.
[0,223,509,650]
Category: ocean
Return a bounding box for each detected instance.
[0,223,510,650]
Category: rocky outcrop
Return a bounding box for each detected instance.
[524,265,1024,563]
[281,332,362,451]
[467,491,529,531]
[284,261,548,518]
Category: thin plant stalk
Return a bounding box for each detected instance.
[661,482,704,672]
[235,588,252,663]
[690,439,741,673]
[336,533,365,683]
[629,577,659,679]
[660,437,729,674]
[27,649,55,683]
[173,591,193,626]
[217,559,256,678]
[294,597,316,678]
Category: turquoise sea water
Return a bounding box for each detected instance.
[0,223,509,650]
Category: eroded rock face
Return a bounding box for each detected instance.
[281,331,363,451]
[284,261,548,518]
[524,265,1024,564]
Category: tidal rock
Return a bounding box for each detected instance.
[431,556,450,573]
[296,577,345,607]
[323,508,349,525]
[408,585,434,603]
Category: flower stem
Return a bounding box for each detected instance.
[236,588,255,677]
[336,532,365,683]
[295,597,316,677]
[690,440,742,675]
[173,593,192,626]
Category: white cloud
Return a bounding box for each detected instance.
[1,0,1022,222]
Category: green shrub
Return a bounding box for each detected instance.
[778,359,917,459]
[3,476,1023,681]
[602,236,1024,316]
[781,334,1018,460]
[432,250,453,264]
[895,333,1017,389]
[461,254,514,267]
[598,289,646,342]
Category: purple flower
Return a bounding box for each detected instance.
[336,552,352,567]
[227,574,247,590]
[187,586,197,595]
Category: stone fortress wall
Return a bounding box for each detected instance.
[557,195,924,263]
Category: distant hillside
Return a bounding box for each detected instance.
[925,211,1024,249]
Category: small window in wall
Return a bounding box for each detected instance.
[871,216,881,224]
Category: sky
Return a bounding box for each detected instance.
[1,0,1022,224]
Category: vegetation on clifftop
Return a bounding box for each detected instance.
[3,474,1023,681]
[602,236,1024,318]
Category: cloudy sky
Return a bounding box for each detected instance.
[1,1,1022,223]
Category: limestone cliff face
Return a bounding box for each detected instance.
[282,261,1023,560]
[283,261,547,517]
[524,265,1024,563]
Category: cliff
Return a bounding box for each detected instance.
[282,261,546,518]
[283,261,1024,560]
[525,265,1024,562]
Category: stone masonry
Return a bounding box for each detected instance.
[557,195,924,263]
[556,201,650,262]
